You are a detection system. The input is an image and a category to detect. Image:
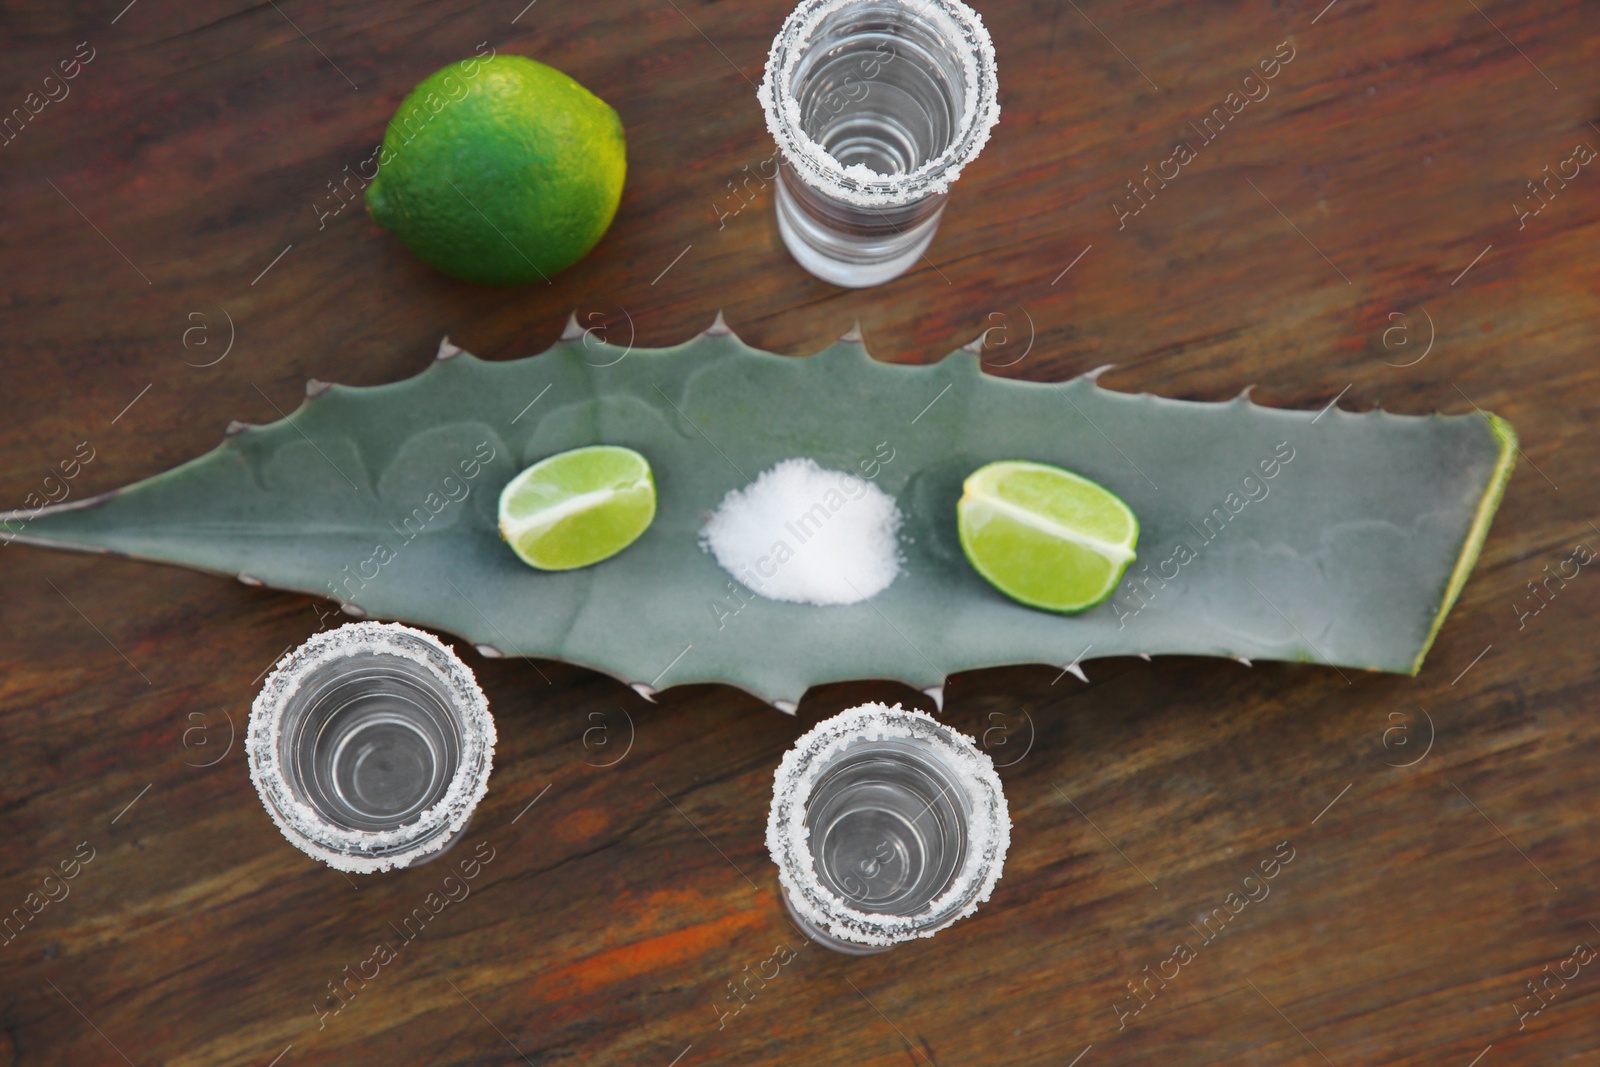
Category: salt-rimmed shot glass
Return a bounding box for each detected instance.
[758,0,1000,288]
[767,702,1009,954]
[247,622,495,875]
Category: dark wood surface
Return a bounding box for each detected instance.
[2,0,1597,1064]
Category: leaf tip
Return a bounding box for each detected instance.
[704,310,734,337]
[475,643,504,659]
[224,420,253,437]
[839,320,864,344]
[1236,656,1253,667]
[436,336,464,361]
[960,333,986,356]
[236,573,264,587]
[922,685,945,712]
[631,683,659,703]
[1081,364,1117,384]
[1061,661,1089,684]
[1236,384,1257,403]
[1411,409,1518,675]
[560,311,584,341]
[305,378,332,398]
[340,603,367,618]
[1137,652,1152,661]
[773,700,799,715]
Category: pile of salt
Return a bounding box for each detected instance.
[700,458,902,606]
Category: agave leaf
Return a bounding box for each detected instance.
[1,320,1514,707]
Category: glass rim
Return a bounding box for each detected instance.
[757,0,1001,209]
[246,621,495,874]
[766,702,1010,948]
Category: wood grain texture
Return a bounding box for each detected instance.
[0,1,1596,1065]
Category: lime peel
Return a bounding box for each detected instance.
[366,54,626,286]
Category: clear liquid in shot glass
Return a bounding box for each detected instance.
[285,651,463,832]
[806,737,967,915]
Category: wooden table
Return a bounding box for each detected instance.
[2,0,1596,1063]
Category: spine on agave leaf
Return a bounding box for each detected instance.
[0,322,1515,708]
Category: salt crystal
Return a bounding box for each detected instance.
[700,458,902,605]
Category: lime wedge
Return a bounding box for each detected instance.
[498,446,656,570]
[957,460,1138,613]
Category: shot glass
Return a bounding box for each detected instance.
[758,0,1000,288]
[767,702,1009,954]
[247,622,495,874]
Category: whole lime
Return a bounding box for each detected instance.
[365,55,626,286]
